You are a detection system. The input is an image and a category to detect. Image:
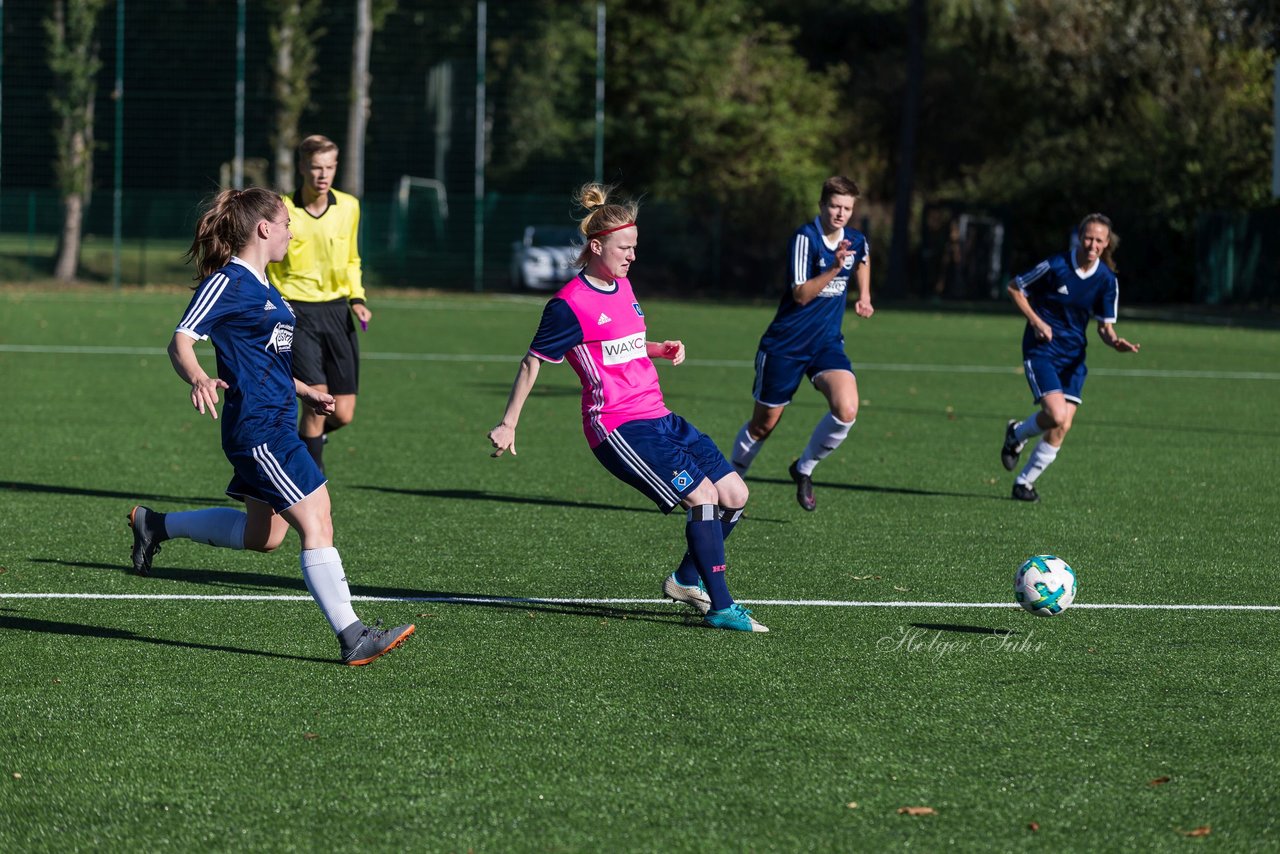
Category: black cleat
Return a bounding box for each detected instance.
[1011,482,1040,503]
[127,505,166,576]
[788,460,817,512]
[1001,419,1027,471]
[341,621,416,666]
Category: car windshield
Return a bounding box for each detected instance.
[531,227,578,247]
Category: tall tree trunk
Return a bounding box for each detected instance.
[55,94,94,280]
[887,0,926,298]
[269,0,323,194]
[344,0,373,197]
[47,0,105,283]
[273,11,299,193]
[54,192,84,281]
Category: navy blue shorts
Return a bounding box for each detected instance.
[592,414,736,514]
[291,299,360,395]
[1024,356,1087,405]
[752,342,853,407]
[224,429,328,512]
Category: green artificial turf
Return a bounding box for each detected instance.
[2,288,1278,850]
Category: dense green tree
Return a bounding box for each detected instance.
[766,0,1276,298]
[491,0,849,286]
[945,0,1275,297]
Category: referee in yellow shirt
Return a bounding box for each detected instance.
[268,135,369,474]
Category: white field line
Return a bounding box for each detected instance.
[2,344,1278,381]
[1,592,1278,611]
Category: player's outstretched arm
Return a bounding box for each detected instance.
[647,340,685,366]
[167,333,228,420]
[296,379,336,416]
[488,353,542,457]
[1097,321,1140,353]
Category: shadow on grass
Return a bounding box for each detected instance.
[1,480,227,506]
[355,485,656,515]
[0,614,335,664]
[25,558,692,629]
[405,594,692,628]
[746,475,1003,502]
[910,622,1016,636]
[865,403,1280,439]
[31,557,314,590]
[354,485,791,524]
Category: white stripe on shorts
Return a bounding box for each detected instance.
[752,350,766,402]
[252,443,305,506]
[1024,359,1044,400]
[605,430,683,507]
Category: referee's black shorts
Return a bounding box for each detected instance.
[290,298,360,395]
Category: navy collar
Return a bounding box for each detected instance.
[578,272,618,294]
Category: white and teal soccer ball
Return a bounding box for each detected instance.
[1014,555,1077,617]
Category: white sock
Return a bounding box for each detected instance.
[300,547,360,635]
[796,413,854,477]
[164,508,246,549]
[730,421,762,474]
[1013,412,1045,444]
[1016,441,1060,486]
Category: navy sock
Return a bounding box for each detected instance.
[674,507,742,586]
[684,505,733,611]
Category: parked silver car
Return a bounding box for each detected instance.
[510,225,581,290]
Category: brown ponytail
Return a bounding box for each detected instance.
[186,188,283,280]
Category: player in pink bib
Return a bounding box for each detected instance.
[488,183,767,633]
[527,272,670,447]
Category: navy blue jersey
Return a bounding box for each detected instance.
[758,217,869,358]
[176,258,299,450]
[1013,251,1119,362]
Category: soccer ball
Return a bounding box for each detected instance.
[1014,555,1077,617]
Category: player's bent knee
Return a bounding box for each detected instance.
[243,533,282,553]
[834,404,858,423]
[717,479,749,509]
[1039,403,1067,429]
[684,482,720,508]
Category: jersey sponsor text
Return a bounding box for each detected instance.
[601,333,647,366]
